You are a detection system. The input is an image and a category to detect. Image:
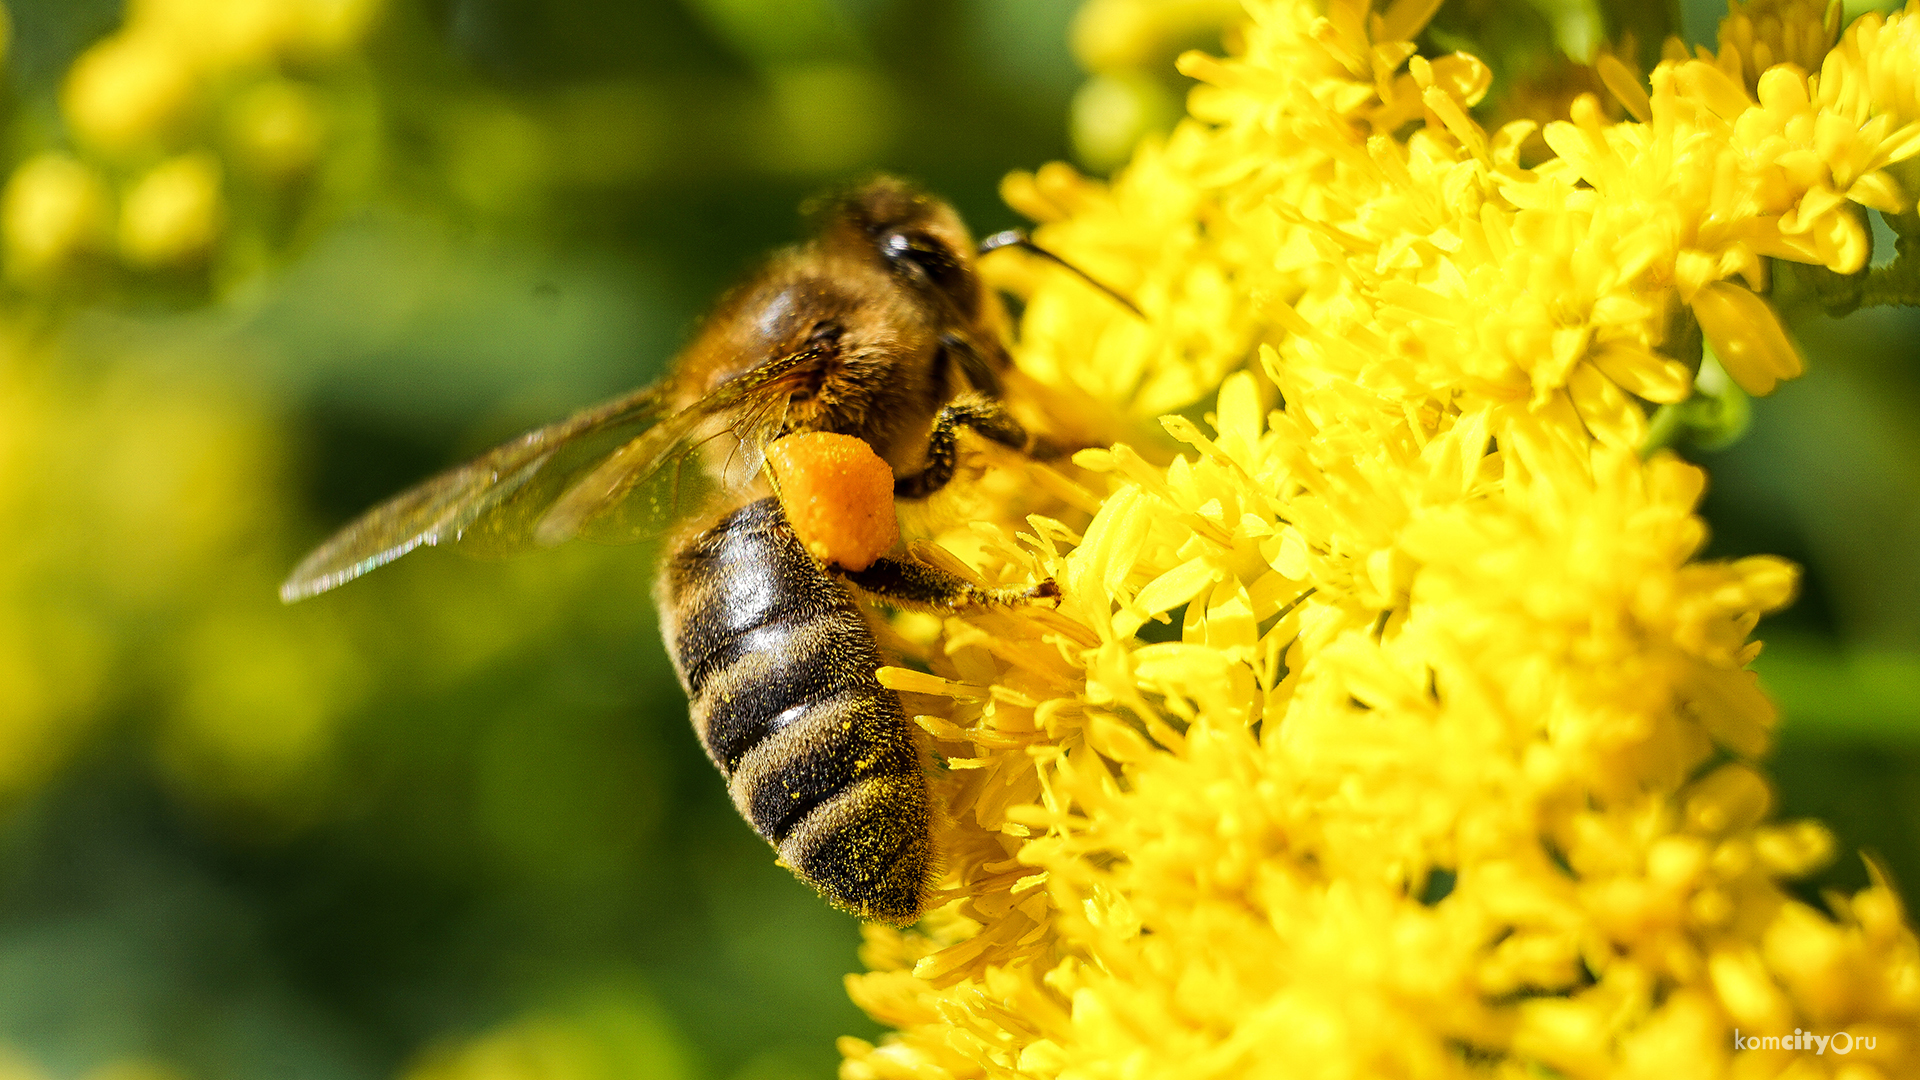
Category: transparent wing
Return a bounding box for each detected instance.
[281,382,689,602]
[531,341,817,546]
[280,343,825,604]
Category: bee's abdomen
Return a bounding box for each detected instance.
[659,497,933,924]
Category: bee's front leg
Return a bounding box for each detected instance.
[874,393,1061,609]
[893,395,1027,500]
[840,557,1059,612]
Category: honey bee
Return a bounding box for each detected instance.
[281,178,1108,925]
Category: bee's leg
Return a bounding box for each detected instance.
[841,556,1060,612]
[894,394,1027,500]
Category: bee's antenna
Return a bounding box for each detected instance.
[977,230,1144,320]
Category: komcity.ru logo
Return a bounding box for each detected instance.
[1733,1029,1878,1054]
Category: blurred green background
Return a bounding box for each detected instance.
[0,1,1913,1079]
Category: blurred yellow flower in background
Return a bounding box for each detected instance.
[62,30,199,158]
[227,79,327,179]
[1,155,113,284]
[0,0,386,822]
[21,0,383,286]
[1713,0,1841,94]
[119,153,223,267]
[400,986,694,1080]
[842,0,1920,1076]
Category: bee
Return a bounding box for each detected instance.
[280,178,1112,925]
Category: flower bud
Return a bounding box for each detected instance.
[119,154,224,268]
[1,154,112,283]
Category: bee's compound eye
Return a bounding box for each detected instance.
[880,231,917,262]
[881,231,963,292]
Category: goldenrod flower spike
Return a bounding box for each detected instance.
[2,0,384,284]
[843,0,1920,1076]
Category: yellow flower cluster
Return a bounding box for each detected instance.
[1066,0,1241,169]
[842,0,1920,1076]
[0,343,347,815]
[1711,0,1841,96]
[0,0,381,284]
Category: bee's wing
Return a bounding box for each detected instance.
[280,383,690,602]
[281,344,823,604]
[531,341,818,547]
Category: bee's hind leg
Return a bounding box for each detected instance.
[841,557,1059,613]
[894,395,1028,500]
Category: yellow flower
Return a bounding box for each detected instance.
[227,78,328,180]
[0,153,112,282]
[125,0,304,67]
[10,0,388,281]
[1066,0,1241,169]
[118,153,224,268]
[61,31,198,158]
[1814,2,1920,160]
[841,0,1920,1076]
[124,0,383,66]
[61,0,383,162]
[1714,0,1842,96]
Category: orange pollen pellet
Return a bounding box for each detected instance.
[766,432,899,571]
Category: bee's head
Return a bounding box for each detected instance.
[813,177,985,321]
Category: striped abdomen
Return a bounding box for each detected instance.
[657,496,933,924]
